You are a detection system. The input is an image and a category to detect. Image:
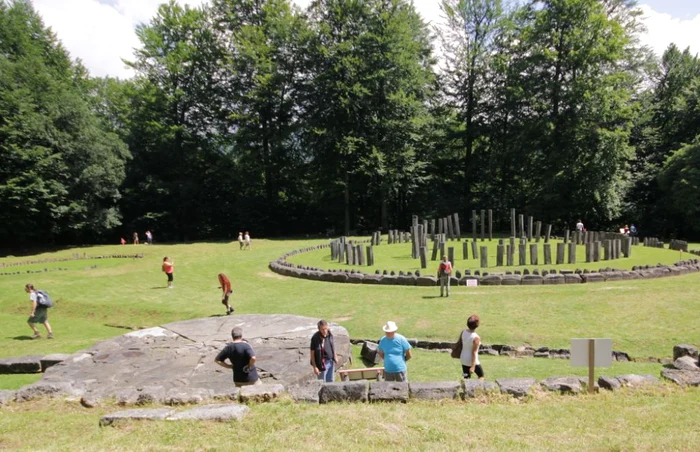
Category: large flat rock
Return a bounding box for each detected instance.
[166,403,249,421]
[661,369,700,386]
[28,315,350,403]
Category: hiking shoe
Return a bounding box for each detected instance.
[47,333,54,339]
[30,333,41,339]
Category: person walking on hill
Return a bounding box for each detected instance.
[218,273,234,315]
[133,232,139,245]
[438,255,453,297]
[576,219,584,232]
[215,327,261,387]
[377,321,412,382]
[25,284,53,339]
[162,257,174,288]
[460,315,484,380]
[310,320,337,382]
[145,230,153,245]
[244,231,251,250]
[238,232,244,250]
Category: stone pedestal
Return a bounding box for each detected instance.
[543,243,552,265]
[497,244,504,266]
[529,244,538,265]
[556,243,565,265]
[519,244,527,266]
[568,242,576,264]
[480,246,488,268]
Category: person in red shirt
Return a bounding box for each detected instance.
[162,257,174,288]
[218,273,234,315]
[438,255,453,297]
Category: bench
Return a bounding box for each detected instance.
[338,367,384,382]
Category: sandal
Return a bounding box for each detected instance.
[30,333,41,339]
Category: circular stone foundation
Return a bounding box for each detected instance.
[36,314,350,400]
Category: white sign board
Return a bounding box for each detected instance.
[570,338,613,367]
[466,279,478,287]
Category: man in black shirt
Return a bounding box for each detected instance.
[310,319,337,382]
[215,327,261,387]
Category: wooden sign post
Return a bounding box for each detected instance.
[571,338,612,394]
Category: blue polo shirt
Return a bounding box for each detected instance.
[378,333,411,373]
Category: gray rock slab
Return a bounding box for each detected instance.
[0,390,15,406]
[40,354,72,372]
[319,381,368,403]
[115,388,139,406]
[598,376,621,391]
[100,408,175,427]
[15,381,82,402]
[288,380,324,403]
[462,380,499,398]
[368,382,409,403]
[29,315,350,402]
[673,344,698,361]
[540,377,583,394]
[615,374,660,387]
[166,403,249,421]
[137,385,166,405]
[0,355,42,374]
[672,356,699,371]
[496,378,537,397]
[409,381,461,400]
[661,369,700,386]
[239,383,285,403]
[164,387,214,405]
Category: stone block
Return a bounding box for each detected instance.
[116,388,140,405]
[602,271,623,282]
[521,275,543,285]
[361,275,381,284]
[100,408,175,427]
[598,376,621,391]
[396,275,416,286]
[136,386,166,405]
[166,403,249,421]
[564,273,582,284]
[543,274,565,285]
[368,382,409,403]
[378,276,399,285]
[501,274,521,285]
[0,356,42,374]
[164,388,214,406]
[462,380,498,398]
[615,374,660,388]
[15,382,81,402]
[415,276,437,287]
[409,381,461,400]
[496,378,537,398]
[288,381,324,403]
[673,344,699,361]
[319,381,368,403]
[480,275,502,286]
[673,356,699,371]
[360,341,381,364]
[40,353,72,372]
[239,383,285,403]
[330,273,348,283]
[540,377,583,394]
[80,395,101,408]
[581,273,605,283]
[660,369,700,386]
[347,274,365,284]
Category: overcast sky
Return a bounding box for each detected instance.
[32,0,700,79]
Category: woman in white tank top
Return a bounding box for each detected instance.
[459,315,484,379]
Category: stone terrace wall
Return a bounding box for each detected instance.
[270,243,700,287]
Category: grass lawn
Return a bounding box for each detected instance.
[0,238,698,449]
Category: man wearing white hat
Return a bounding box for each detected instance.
[377,320,412,382]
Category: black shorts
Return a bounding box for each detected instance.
[462,364,484,379]
[167,273,173,282]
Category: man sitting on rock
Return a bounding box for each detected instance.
[215,327,261,387]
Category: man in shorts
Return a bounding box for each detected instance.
[218,273,234,315]
[25,284,53,339]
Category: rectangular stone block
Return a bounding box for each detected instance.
[319,382,368,403]
[410,382,461,400]
[368,382,409,403]
[448,247,454,265]
[535,221,542,242]
[519,244,527,266]
[419,247,427,269]
[528,216,534,241]
[556,243,565,265]
[496,244,504,266]
[529,244,538,265]
[543,244,552,265]
[506,245,514,266]
[488,209,493,241]
[511,208,516,237]
[239,384,285,403]
[454,213,461,240]
[480,209,485,241]
[519,214,525,238]
[545,224,552,243]
[462,241,469,260]
[568,242,576,264]
[480,246,488,268]
[471,241,478,260]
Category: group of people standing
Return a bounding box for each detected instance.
[237,232,252,250]
[213,316,485,387]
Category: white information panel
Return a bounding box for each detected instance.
[570,338,613,367]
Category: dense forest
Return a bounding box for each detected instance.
[1,0,699,246]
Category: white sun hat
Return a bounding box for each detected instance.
[382,321,399,333]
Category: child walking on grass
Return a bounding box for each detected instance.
[460,314,484,380]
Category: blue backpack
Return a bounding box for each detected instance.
[36,290,54,308]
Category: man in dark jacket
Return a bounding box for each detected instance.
[309,319,337,382]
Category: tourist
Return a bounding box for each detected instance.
[437,255,453,297]
[218,273,234,315]
[133,231,139,245]
[576,219,584,232]
[25,284,53,339]
[460,315,484,380]
[162,257,174,288]
[215,327,261,387]
[377,321,412,382]
[309,320,337,382]
[630,224,637,236]
[145,230,153,245]
[244,231,251,250]
[120,238,126,245]
[238,232,244,250]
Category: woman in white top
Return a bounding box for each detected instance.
[460,315,484,379]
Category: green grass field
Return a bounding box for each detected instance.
[0,239,699,450]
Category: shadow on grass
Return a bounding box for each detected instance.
[421,296,442,299]
[11,336,36,341]
[104,324,136,330]
[150,287,167,290]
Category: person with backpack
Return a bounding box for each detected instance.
[437,255,453,297]
[24,284,53,339]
